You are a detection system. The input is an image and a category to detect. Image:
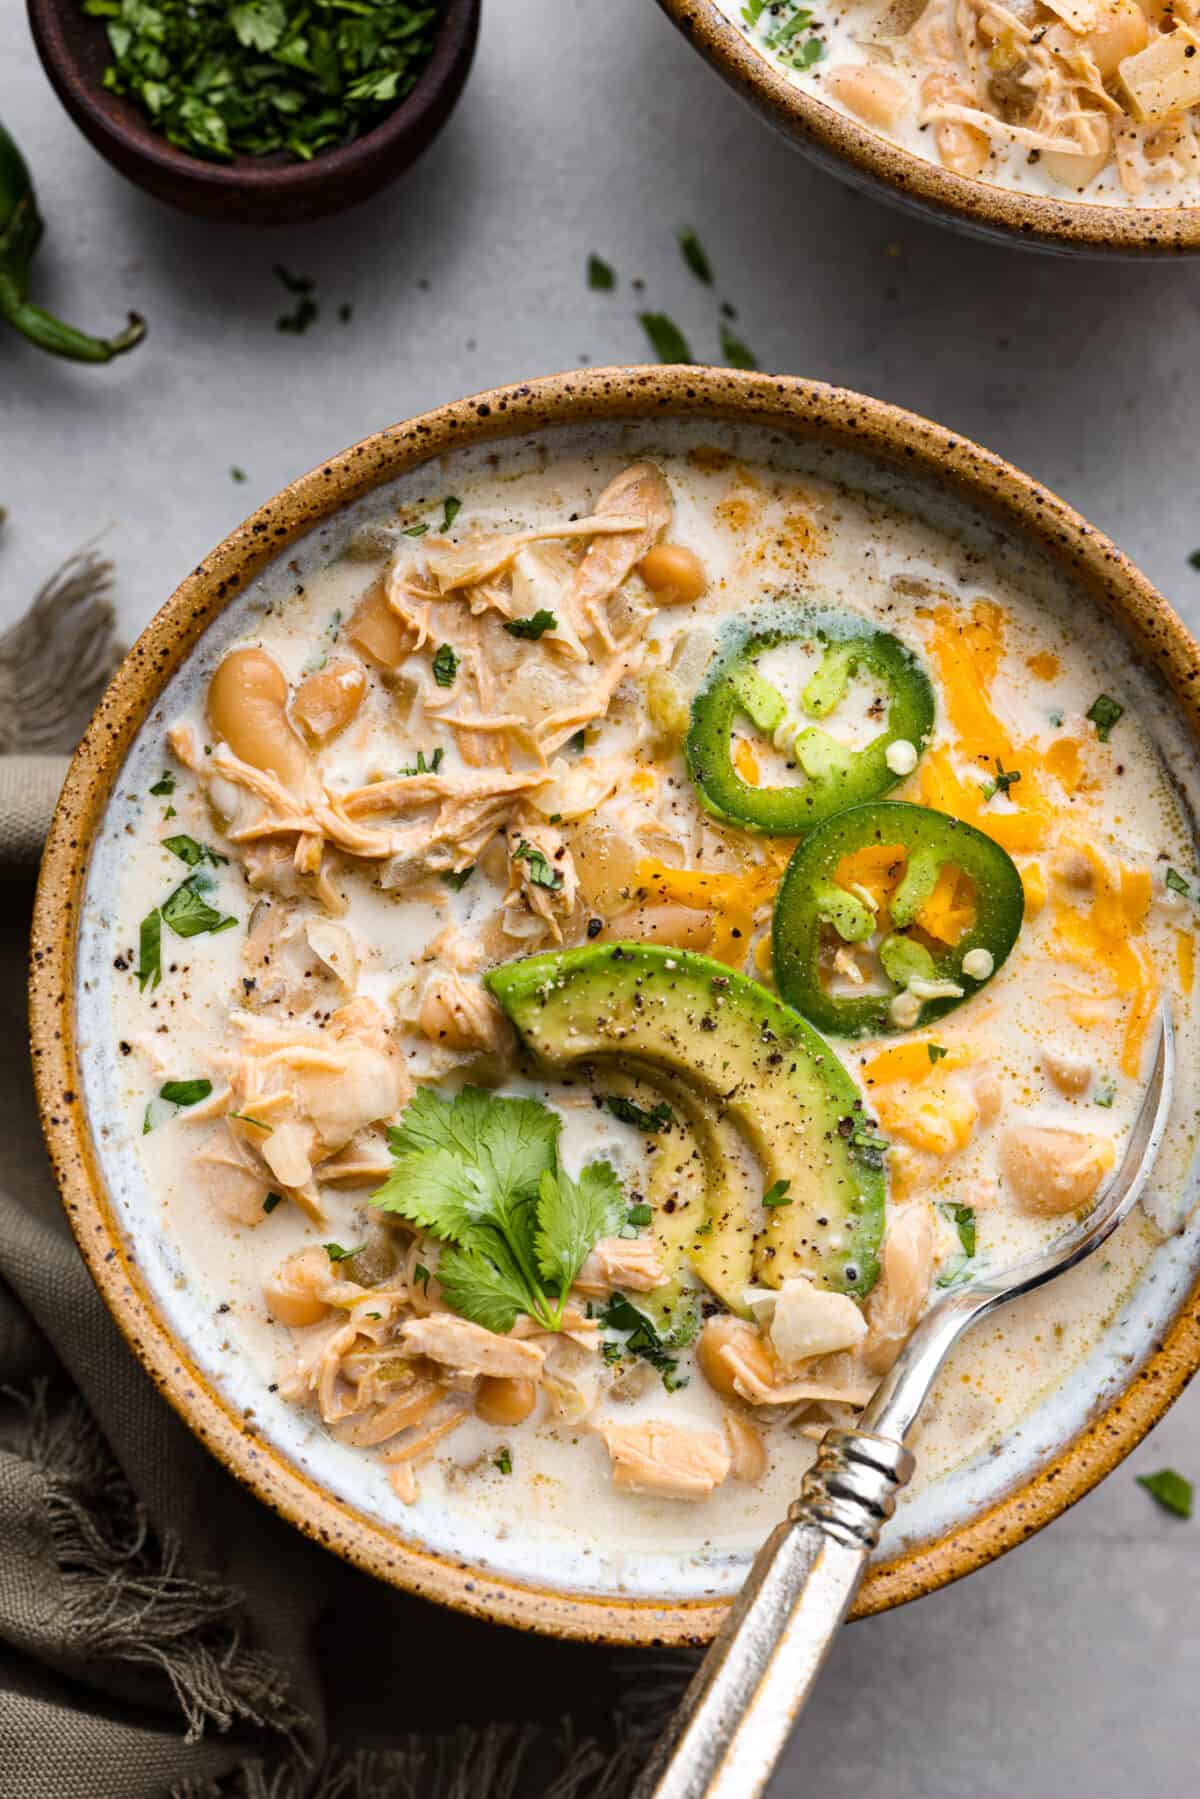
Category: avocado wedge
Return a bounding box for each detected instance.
[485,944,885,1300]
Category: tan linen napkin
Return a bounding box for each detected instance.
[0,555,685,1798]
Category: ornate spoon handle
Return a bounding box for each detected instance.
[634,1428,914,1799]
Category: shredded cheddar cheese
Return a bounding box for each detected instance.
[1052,844,1159,1076]
[637,845,792,967]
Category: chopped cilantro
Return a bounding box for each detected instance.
[600,1292,698,1391]
[262,1192,283,1215]
[142,1105,153,1135]
[432,642,459,687]
[762,1178,792,1208]
[568,729,587,753]
[639,311,694,365]
[679,228,713,285]
[401,747,444,776]
[720,322,758,370]
[229,1112,272,1130]
[587,254,616,291]
[412,1262,432,1290]
[159,1078,213,1107]
[1086,694,1124,741]
[148,771,175,797]
[137,909,162,991]
[275,266,318,335]
[403,522,429,538]
[230,466,247,483]
[163,834,226,868]
[983,758,1021,801]
[604,1094,675,1133]
[442,495,461,531]
[162,877,236,939]
[626,1203,653,1228]
[514,840,563,891]
[504,609,557,641]
[324,1242,363,1263]
[1166,867,1192,897]
[927,1043,949,1064]
[440,866,475,891]
[371,1087,625,1333]
[1137,1468,1193,1518]
[850,1127,889,1168]
[494,1447,513,1475]
[1094,1080,1116,1108]
[93,2,442,166]
[936,1202,977,1286]
[741,0,768,21]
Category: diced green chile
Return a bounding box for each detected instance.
[772,801,1024,1037]
[684,605,934,835]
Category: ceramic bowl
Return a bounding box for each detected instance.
[30,367,1200,1643]
[27,0,480,226]
[657,0,1200,256]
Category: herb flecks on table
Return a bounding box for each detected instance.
[639,311,693,365]
[0,121,144,363]
[83,0,446,165]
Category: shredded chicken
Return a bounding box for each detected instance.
[599,1419,733,1500]
[398,1314,547,1380]
[574,1235,667,1297]
[863,1203,937,1375]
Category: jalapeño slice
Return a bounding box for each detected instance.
[772,801,1024,1037]
[684,605,935,836]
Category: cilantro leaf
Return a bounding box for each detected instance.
[601,1292,700,1391]
[401,748,444,776]
[162,877,236,939]
[441,866,475,891]
[587,254,616,291]
[535,1160,625,1297]
[137,909,162,991]
[679,228,713,285]
[442,496,461,531]
[719,322,758,370]
[639,312,694,365]
[1086,693,1124,741]
[604,1094,674,1133]
[762,1178,791,1207]
[514,840,563,891]
[163,834,226,868]
[927,1043,949,1063]
[436,1240,532,1334]
[149,771,175,797]
[432,643,459,688]
[504,610,557,641]
[1137,1468,1193,1518]
[159,1078,213,1106]
[373,1087,632,1334]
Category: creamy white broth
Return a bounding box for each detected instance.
[80,421,1200,1595]
[722,0,1200,208]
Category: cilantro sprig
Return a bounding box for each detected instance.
[371,1088,626,1333]
[87,0,445,165]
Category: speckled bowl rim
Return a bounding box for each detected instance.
[657,0,1200,256]
[29,366,1200,1645]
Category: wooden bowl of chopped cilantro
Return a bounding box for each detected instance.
[28,0,480,225]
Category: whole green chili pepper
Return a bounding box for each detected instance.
[0,122,144,364]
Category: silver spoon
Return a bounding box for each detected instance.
[636,1007,1175,1799]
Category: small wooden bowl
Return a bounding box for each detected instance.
[27,0,480,225]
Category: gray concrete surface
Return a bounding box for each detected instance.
[2,1,1197,1794]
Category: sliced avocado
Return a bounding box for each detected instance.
[485,944,885,1298]
[626,1060,761,1316]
